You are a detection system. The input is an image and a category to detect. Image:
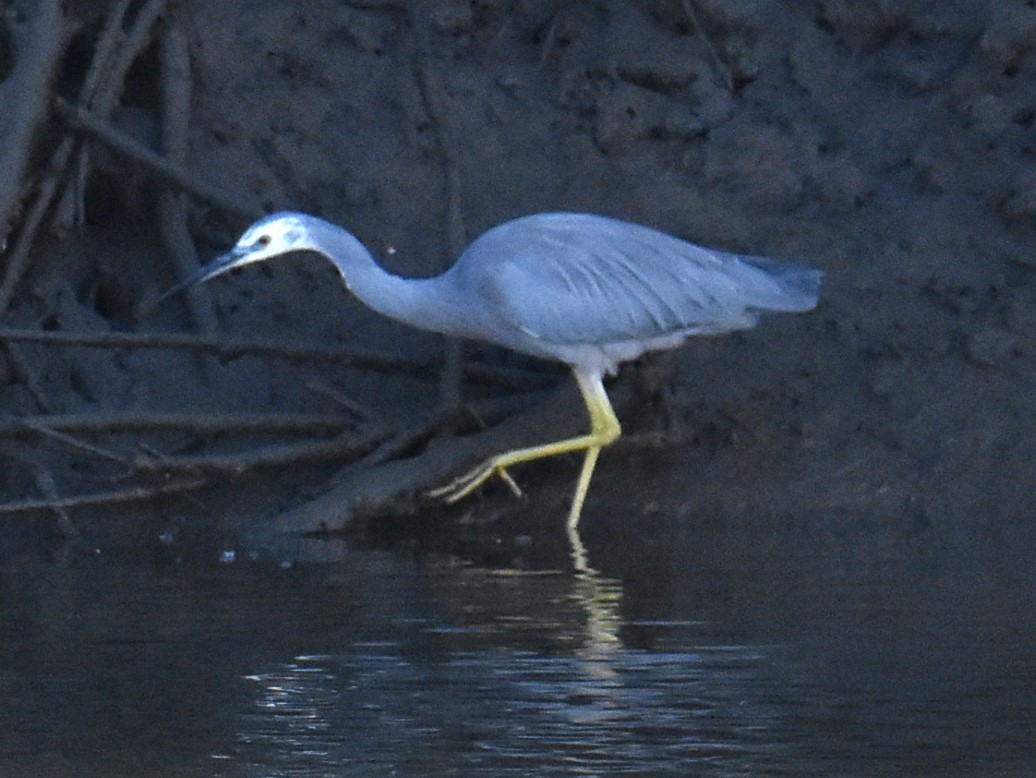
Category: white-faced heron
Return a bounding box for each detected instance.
[169,211,821,530]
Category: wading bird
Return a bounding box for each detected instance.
[168,211,821,531]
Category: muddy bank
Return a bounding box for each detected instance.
[0,0,1032,560]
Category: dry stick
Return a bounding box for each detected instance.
[61,0,135,229]
[253,382,582,539]
[53,98,259,220]
[78,0,135,106]
[0,326,554,389]
[40,401,540,510]
[28,463,82,542]
[0,141,74,315]
[304,380,383,425]
[0,0,172,312]
[0,326,429,373]
[7,410,365,490]
[14,416,133,466]
[2,342,53,411]
[19,433,394,520]
[538,11,560,66]
[350,405,466,472]
[681,0,733,92]
[0,411,355,438]
[133,428,388,475]
[411,6,467,410]
[157,20,219,335]
[346,390,543,473]
[0,476,208,516]
[0,0,65,248]
[57,0,178,231]
[0,325,497,479]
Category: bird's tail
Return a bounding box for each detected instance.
[736,254,823,313]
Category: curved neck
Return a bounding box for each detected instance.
[305,217,471,337]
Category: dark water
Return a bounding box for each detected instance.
[1,517,1033,776]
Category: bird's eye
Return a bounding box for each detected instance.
[256,234,272,246]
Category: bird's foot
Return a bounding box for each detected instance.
[427,458,523,504]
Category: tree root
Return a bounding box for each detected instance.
[0,0,65,250]
[0,0,180,314]
[0,476,208,517]
[0,410,358,438]
[0,326,432,373]
[52,98,258,221]
[243,383,579,546]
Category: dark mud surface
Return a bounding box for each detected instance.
[1,1,1034,559]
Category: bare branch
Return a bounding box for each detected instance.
[53,98,258,220]
[0,411,356,438]
[56,0,179,230]
[411,3,468,409]
[0,326,556,389]
[0,476,208,516]
[133,428,388,475]
[0,0,65,248]
[28,463,82,542]
[0,327,432,374]
[158,20,219,334]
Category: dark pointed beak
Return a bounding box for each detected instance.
[156,245,249,305]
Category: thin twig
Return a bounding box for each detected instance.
[411,3,468,410]
[681,0,733,92]
[329,390,545,493]
[53,98,258,219]
[304,380,382,424]
[160,21,192,166]
[28,463,82,542]
[60,0,134,230]
[250,383,581,538]
[0,411,354,438]
[0,0,65,248]
[133,428,388,474]
[95,0,176,114]
[57,0,178,230]
[134,395,541,494]
[2,342,52,411]
[351,404,463,471]
[0,139,73,314]
[0,327,432,373]
[78,0,135,107]
[0,476,208,516]
[0,326,553,389]
[158,19,219,334]
[0,0,175,312]
[14,416,132,465]
[0,0,190,314]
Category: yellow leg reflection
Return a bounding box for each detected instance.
[428,367,621,529]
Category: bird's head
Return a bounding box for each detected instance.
[159,212,316,301]
[204,212,315,279]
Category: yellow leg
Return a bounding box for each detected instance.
[567,444,602,532]
[428,368,621,528]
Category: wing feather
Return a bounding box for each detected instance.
[454,213,820,348]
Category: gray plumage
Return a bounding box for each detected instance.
[443,213,820,372]
[170,210,821,529]
[177,211,820,372]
